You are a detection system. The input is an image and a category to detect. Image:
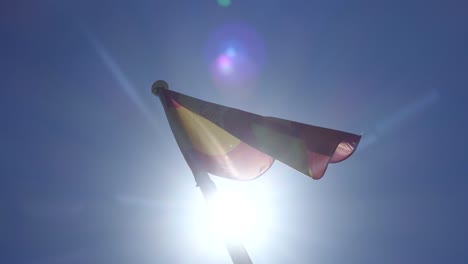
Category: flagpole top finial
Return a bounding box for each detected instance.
[151,80,169,96]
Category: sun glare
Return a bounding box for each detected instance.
[209,191,257,240]
[187,179,274,255]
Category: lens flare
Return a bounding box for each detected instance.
[217,54,234,75]
[217,0,231,7]
[226,47,236,57]
[204,23,266,96]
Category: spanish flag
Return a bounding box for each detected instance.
[157,86,360,180]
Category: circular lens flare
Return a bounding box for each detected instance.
[217,54,234,75]
[226,47,236,57]
[217,0,231,7]
[204,23,266,97]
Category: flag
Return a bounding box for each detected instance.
[158,88,360,180]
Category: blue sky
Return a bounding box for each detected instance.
[1,0,467,263]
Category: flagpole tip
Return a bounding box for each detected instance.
[151,80,169,96]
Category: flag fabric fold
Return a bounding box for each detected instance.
[158,88,360,180]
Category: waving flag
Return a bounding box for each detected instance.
[156,86,360,180]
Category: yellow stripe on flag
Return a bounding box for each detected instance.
[175,106,240,156]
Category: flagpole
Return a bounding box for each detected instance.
[152,80,253,264]
[193,170,253,264]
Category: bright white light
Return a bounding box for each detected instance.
[209,191,257,240]
[188,180,274,253]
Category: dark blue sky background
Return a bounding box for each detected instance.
[1,0,467,263]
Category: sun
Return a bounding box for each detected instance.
[209,190,258,240]
[187,178,274,254]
